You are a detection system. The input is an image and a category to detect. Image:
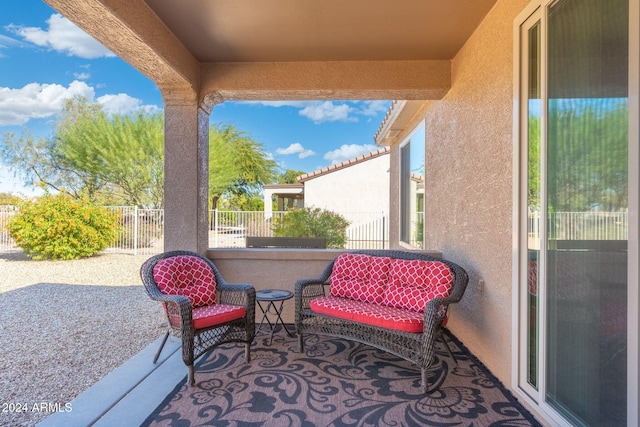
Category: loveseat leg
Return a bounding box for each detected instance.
[245,342,251,363]
[188,365,195,386]
[421,369,428,393]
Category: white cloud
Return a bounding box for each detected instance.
[299,101,355,124]
[275,142,316,159]
[97,93,161,116]
[0,81,160,126]
[74,72,91,80]
[8,13,114,59]
[0,34,21,57]
[241,100,391,124]
[0,80,95,125]
[358,100,391,116]
[324,144,378,165]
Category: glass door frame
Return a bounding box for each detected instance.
[512,0,639,425]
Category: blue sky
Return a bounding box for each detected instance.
[0,0,392,196]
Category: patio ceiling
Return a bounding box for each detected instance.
[44,0,499,101]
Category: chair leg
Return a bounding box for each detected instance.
[298,334,304,353]
[187,365,195,386]
[245,342,251,363]
[153,331,170,363]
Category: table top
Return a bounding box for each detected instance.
[256,289,293,301]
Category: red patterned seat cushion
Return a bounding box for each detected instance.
[309,296,424,333]
[166,304,246,329]
[382,259,453,312]
[191,305,246,329]
[153,255,217,308]
[329,253,391,304]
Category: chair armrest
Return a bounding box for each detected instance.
[145,289,192,312]
[148,293,194,330]
[218,282,256,307]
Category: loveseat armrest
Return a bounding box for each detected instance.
[294,257,336,311]
[295,278,328,308]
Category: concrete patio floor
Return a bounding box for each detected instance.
[38,335,183,427]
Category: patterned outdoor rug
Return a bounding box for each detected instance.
[142,329,540,427]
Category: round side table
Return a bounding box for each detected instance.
[256,289,294,345]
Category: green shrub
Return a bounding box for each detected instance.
[7,193,119,260]
[272,207,350,249]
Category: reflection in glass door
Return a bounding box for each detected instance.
[525,19,541,391]
[518,0,629,425]
[546,1,628,424]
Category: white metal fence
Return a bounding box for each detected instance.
[0,207,389,254]
[103,206,165,255]
[209,210,388,249]
[2,207,628,255]
[0,205,19,252]
[528,211,628,241]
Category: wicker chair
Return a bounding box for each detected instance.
[141,250,255,385]
[295,249,468,393]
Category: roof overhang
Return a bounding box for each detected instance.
[43,0,499,103]
[374,100,428,146]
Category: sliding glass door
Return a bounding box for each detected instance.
[518,1,631,425]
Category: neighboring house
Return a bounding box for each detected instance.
[262,183,304,219]
[263,147,390,244]
[37,2,640,426]
[297,147,389,215]
[299,147,390,246]
[263,147,390,217]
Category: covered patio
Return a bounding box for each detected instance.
[36,1,640,426]
[40,328,540,426]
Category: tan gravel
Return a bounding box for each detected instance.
[0,251,165,427]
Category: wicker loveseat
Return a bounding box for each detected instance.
[295,249,469,392]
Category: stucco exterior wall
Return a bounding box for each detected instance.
[417,0,530,384]
[303,153,390,217]
[208,248,443,324]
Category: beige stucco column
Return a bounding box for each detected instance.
[163,93,216,253]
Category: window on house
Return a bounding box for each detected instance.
[400,122,425,248]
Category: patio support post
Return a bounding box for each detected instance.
[163,95,211,253]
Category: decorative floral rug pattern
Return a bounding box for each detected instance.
[143,329,540,426]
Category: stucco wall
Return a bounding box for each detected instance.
[303,153,390,216]
[418,0,530,384]
[208,248,442,324]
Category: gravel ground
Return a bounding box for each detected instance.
[0,251,165,427]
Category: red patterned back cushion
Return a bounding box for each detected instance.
[329,253,391,304]
[153,255,217,308]
[382,259,453,312]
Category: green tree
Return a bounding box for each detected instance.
[2,99,277,210]
[278,169,305,184]
[0,129,89,198]
[0,96,164,206]
[57,104,164,207]
[547,100,627,212]
[209,124,278,209]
